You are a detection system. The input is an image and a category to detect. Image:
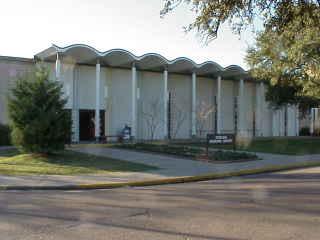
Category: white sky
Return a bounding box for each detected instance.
[0,0,257,69]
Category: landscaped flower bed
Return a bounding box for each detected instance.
[117,143,201,157]
[208,150,258,162]
[116,143,258,162]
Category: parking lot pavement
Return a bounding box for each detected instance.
[0,166,320,240]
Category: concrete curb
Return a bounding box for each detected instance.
[0,160,319,191]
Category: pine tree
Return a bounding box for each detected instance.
[7,64,71,154]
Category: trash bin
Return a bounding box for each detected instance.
[122,124,131,142]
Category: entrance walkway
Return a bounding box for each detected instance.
[0,146,319,186]
[71,146,320,177]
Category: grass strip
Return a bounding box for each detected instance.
[1,160,319,191]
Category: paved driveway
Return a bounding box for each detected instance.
[0,167,319,240]
[0,146,319,186]
[71,146,320,177]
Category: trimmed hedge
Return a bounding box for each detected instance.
[0,124,11,146]
[117,143,258,161]
[299,127,310,136]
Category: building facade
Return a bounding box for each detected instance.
[0,44,300,142]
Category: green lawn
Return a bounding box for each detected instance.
[0,149,157,175]
[175,139,320,155]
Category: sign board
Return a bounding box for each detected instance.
[206,134,236,154]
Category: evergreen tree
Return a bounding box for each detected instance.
[7,64,71,154]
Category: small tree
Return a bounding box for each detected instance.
[7,64,71,154]
[141,98,164,140]
[196,101,215,137]
[170,99,188,139]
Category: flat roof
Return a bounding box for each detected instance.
[0,55,34,63]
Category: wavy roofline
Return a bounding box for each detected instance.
[52,44,248,74]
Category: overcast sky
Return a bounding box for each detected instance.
[0,0,257,69]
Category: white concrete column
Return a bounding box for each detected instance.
[216,76,222,134]
[260,82,265,136]
[285,105,289,136]
[272,110,277,136]
[71,65,79,142]
[280,107,284,136]
[310,108,314,135]
[191,72,197,136]
[163,69,168,139]
[95,60,101,140]
[315,108,319,134]
[131,64,137,138]
[255,82,261,136]
[238,78,245,136]
[55,53,61,80]
[296,104,300,136]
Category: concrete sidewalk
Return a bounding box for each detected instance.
[0,146,319,187]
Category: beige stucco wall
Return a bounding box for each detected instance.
[287,105,298,136]
[0,58,34,125]
[243,81,255,136]
[196,76,215,137]
[220,80,235,134]
[137,71,165,139]
[261,85,273,136]
[107,68,132,136]
[168,73,192,139]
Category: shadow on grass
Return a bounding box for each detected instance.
[0,148,158,175]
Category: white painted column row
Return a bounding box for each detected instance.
[55,57,256,141]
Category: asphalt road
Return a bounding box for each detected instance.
[0,167,320,240]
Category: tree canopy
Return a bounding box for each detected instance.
[161,0,320,42]
[245,3,320,107]
[162,0,320,106]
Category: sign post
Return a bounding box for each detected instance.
[206,134,236,156]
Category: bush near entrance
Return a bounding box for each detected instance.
[7,65,71,154]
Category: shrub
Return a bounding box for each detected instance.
[117,143,258,161]
[314,128,320,136]
[300,127,320,136]
[209,150,257,161]
[299,127,310,136]
[7,65,72,154]
[0,124,11,146]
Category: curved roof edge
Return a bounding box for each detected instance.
[35,43,250,78]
